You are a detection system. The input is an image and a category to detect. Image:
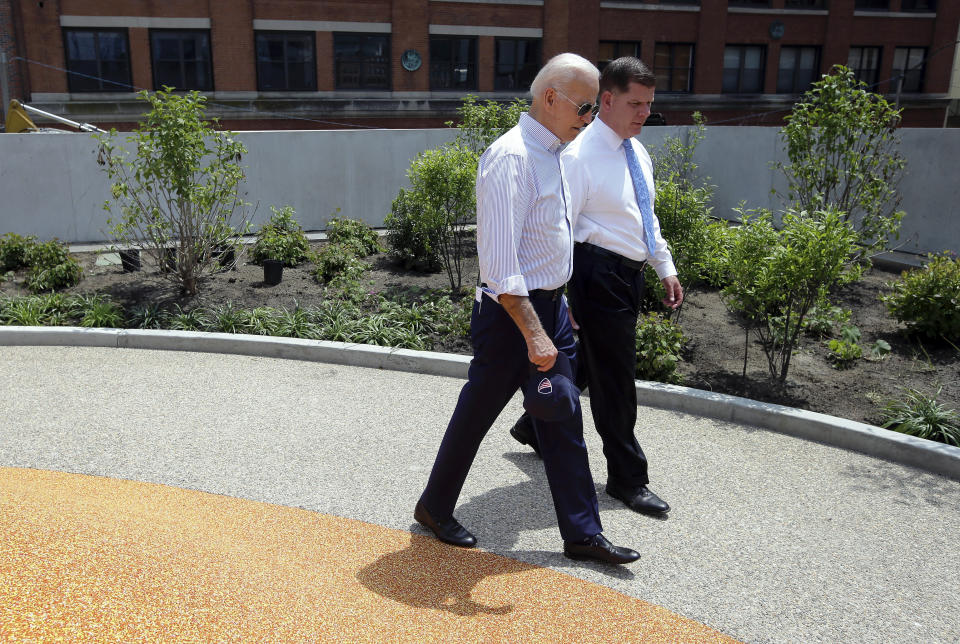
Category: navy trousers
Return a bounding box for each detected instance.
[419,292,602,543]
[568,243,650,489]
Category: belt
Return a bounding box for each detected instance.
[576,242,647,271]
[528,285,565,301]
[481,284,565,301]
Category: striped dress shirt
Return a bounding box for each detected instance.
[475,113,574,300]
[563,117,677,280]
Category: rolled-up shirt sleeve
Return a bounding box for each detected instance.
[476,153,531,297]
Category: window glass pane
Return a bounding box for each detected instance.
[334,33,388,90]
[724,49,741,69]
[722,69,740,93]
[98,32,127,61]
[67,31,96,60]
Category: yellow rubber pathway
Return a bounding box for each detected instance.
[1,468,733,642]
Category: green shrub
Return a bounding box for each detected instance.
[385,188,444,272]
[127,302,167,329]
[1,294,71,326]
[23,240,83,292]
[0,233,36,272]
[79,295,125,328]
[881,253,960,342]
[804,304,851,339]
[687,220,734,289]
[635,312,686,384]
[167,305,208,331]
[327,216,382,257]
[722,207,862,382]
[448,94,527,156]
[253,206,311,267]
[775,66,905,257]
[313,243,368,284]
[880,388,960,447]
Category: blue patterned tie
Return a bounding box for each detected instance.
[622,139,656,246]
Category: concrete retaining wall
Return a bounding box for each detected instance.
[0,125,957,255]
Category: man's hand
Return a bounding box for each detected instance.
[499,293,558,371]
[661,275,684,310]
[527,330,558,371]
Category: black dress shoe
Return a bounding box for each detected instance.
[606,482,670,514]
[414,501,477,548]
[509,413,541,458]
[564,533,640,565]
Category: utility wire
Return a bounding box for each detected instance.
[10,56,382,130]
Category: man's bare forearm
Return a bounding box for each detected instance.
[499,293,557,370]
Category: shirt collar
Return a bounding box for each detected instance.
[520,112,563,153]
[592,116,628,151]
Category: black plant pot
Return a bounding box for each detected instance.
[119,249,141,272]
[263,259,283,285]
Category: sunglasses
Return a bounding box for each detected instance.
[553,87,599,118]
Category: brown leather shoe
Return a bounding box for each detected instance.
[564,533,640,565]
[414,501,477,548]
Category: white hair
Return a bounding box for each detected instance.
[529,53,599,100]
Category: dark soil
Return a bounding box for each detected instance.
[4,241,958,427]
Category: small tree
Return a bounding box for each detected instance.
[722,207,862,382]
[96,88,251,296]
[405,144,477,291]
[776,66,905,257]
[447,94,528,155]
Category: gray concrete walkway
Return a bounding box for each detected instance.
[2,344,959,643]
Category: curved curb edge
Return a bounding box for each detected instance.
[3,326,958,482]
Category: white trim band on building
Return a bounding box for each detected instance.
[428,25,543,37]
[251,19,392,33]
[60,16,211,29]
[599,2,700,12]
[430,0,543,5]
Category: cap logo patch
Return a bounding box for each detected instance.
[538,378,552,395]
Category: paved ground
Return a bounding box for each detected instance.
[1,345,959,642]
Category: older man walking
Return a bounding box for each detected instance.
[414,53,640,565]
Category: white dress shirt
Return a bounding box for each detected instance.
[475,113,574,299]
[563,117,677,280]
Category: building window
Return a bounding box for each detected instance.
[494,38,541,91]
[654,43,694,93]
[847,46,881,87]
[722,45,765,93]
[334,33,390,90]
[900,1,936,11]
[255,31,316,91]
[150,30,212,91]
[893,47,926,92]
[430,36,477,91]
[854,0,888,9]
[598,41,641,73]
[63,28,131,92]
[784,0,827,8]
[777,46,820,93]
[728,0,771,6]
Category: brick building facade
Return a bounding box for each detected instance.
[1,0,957,130]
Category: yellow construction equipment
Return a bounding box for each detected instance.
[4,99,38,133]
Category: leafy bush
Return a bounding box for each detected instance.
[313,243,368,284]
[448,94,527,155]
[252,206,311,267]
[23,240,83,293]
[881,253,960,342]
[79,295,125,328]
[127,303,167,329]
[880,388,960,447]
[327,216,382,257]
[388,144,477,291]
[96,88,251,296]
[385,188,444,272]
[696,220,735,288]
[722,207,862,382]
[804,304,851,339]
[635,312,686,384]
[0,233,36,272]
[775,66,905,257]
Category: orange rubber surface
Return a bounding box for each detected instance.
[0,467,737,642]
